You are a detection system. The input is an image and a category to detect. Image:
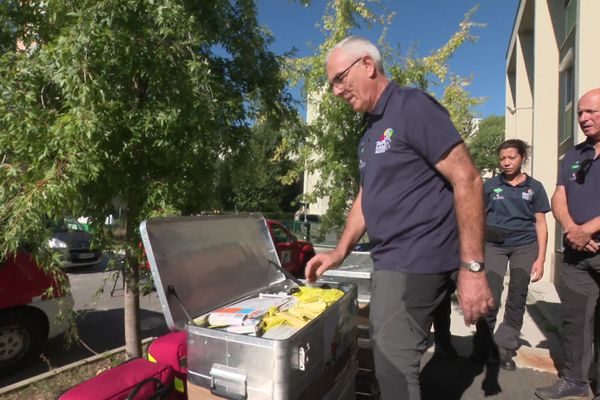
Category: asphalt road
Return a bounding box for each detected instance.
[0,254,169,389]
[419,351,556,400]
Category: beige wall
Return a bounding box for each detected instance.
[506,0,600,282]
[575,0,600,143]
[514,31,534,171]
[531,0,561,280]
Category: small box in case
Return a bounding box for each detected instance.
[141,214,357,400]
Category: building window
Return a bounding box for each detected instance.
[560,66,574,144]
[565,0,577,38]
[559,46,574,147]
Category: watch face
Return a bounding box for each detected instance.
[469,262,483,272]
[462,261,484,272]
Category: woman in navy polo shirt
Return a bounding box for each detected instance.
[472,139,550,371]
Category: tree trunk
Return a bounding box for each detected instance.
[123,210,141,358]
[123,77,147,359]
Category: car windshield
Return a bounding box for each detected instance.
[49,219,86,233]
[271,224,291,243]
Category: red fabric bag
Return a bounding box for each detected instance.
[147,331,187,399]
[57,357,174,400]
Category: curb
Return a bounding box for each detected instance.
[0,337,156,397]
[515,346,557,374]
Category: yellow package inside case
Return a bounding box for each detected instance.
[262,286,344,332]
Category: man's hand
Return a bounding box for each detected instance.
[530,259,544,282]
[583,240,600,253]
[304,250,345,283]
[457,268,494,325]
[565,224,593,250]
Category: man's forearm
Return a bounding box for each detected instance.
[435,143,484,262]
[551,186,575,230]
[453,175,485,262]
[582,216,600,239]
[434,143,491,325]
[551,185,597,250]
[334,190,366,259]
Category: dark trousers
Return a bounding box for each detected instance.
[558,250,600,383]
[593,300,600,393]
[475,242,537,351]
[370,269,457,400]
[433,290,453,348]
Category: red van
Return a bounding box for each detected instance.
[0,251,74,374]
[266,220,315,278]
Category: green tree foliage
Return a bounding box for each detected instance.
[279,1,484,236]
[0,0,296,357]
[469,115,505,174]
[442,75,482,139]
[219,119,303,214]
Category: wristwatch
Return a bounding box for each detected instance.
[460,260,485,272]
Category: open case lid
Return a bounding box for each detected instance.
[140,214,286,330]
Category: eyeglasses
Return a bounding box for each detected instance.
[575,158,594,184]
[329,57,362,91]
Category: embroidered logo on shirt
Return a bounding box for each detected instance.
[492,187,504,200]
[521,189,534,201]
[375,128,394,154]
[569,160,583,181]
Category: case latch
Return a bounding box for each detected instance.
[210,364,247,399]
[298,343,311,371]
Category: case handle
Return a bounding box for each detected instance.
[210,364,247,400]
[298,343,311,371]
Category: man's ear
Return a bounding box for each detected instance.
[363,56,377,79]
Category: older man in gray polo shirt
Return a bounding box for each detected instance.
[305,36,494,400]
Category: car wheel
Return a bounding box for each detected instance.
[0,311,44,375]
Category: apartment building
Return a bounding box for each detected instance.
[505,0,600,281]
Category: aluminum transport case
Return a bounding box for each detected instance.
[140,215,357,400]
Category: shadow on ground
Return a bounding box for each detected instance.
[525,302,564,373]
[421,336,484,400]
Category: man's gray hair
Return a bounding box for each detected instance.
[326,36,385,73]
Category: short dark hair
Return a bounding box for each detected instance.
[497,139,529,159]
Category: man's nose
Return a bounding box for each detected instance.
[331,85,344,97]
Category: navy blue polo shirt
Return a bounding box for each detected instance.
[557,140,600,241]
[358,83,462,274]
[484,174,550,246]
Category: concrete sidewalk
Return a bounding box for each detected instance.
[443,279,563,375]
